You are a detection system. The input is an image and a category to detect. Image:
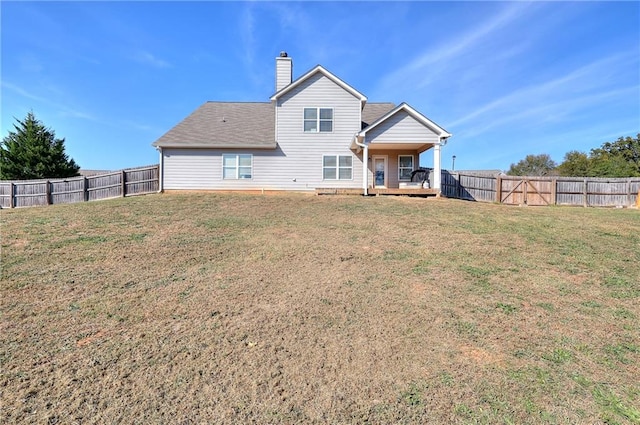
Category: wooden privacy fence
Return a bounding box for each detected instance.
[441,171,640,207]
[0,165,159,208]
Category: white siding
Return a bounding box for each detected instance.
[163,147,363,191]
[367,111,440,144]
[275,57,292,92]
[162,72,365,191]
[163,149,218,190]
[275,72,363,189]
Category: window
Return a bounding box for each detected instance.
[398,155,414,181]
[323,155,352,180]
[223,154,252,179]
[304,108,333,132]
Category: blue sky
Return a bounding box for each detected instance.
[1,1,639,172]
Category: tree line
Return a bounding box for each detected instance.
[507,134,640,177]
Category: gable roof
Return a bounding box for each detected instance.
[358,102,452,139]
[361,102,395,129]
[152,102,276,149]
[270,65,367,105]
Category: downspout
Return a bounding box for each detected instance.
[157,147,164,193]
[353,134,368,196]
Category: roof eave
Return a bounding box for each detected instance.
[152,142,278,149]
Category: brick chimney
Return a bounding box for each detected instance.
[275,51,292,92]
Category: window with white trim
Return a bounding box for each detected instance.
[323,155,352,180]
[222,154,253,179]
[304,108,333,132]
[398,155,414,181]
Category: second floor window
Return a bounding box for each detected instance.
[304,108,333,132]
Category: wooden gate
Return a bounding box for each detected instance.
[497,177,555,206]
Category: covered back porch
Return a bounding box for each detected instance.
[351,102,451,196]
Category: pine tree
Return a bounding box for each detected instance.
[0,112,80,180]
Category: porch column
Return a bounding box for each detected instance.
[433,143,441,191]
[362,144,368,196]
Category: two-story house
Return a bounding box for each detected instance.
[152,52,451,195]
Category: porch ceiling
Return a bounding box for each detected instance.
[366,142,434,153]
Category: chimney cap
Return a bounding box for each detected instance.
[279,51,288,58]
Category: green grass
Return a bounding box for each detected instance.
[1,193,639,424]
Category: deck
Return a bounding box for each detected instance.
[315,188,439,196]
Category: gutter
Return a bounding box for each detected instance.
[353,134,368,196]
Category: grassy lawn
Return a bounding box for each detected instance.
[2,193,639,424]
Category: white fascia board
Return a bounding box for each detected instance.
[270,65,367,102]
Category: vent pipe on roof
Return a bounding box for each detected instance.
[275,52,292,92]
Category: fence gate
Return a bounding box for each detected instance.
[497,177,554,206]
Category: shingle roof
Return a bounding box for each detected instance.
[152,102,276,149]
[361,102,395,129]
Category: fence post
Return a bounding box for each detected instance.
[9,182,15,208]
[627,178,632,207]
[496,175,502,203]
[551,178,557,205]
[84,177,89,202]
[46,180,52,205]
[583,178,588,208]
[121,170,126,197]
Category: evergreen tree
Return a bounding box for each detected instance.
[0,112,80,180]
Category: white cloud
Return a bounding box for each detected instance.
[448,51,639,137]
[374,2,532,96]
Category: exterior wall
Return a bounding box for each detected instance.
[162,72,451,192]
[367,110,440,144]
[275,72,363,189]
[367,149,421,189]
[163,147,363,191]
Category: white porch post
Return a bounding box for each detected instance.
[433,142,441,192]
[362,144,369,196]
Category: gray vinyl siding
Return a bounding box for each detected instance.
[275,72,363,189]
[163,148,363,191]
[367,110,440,144]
